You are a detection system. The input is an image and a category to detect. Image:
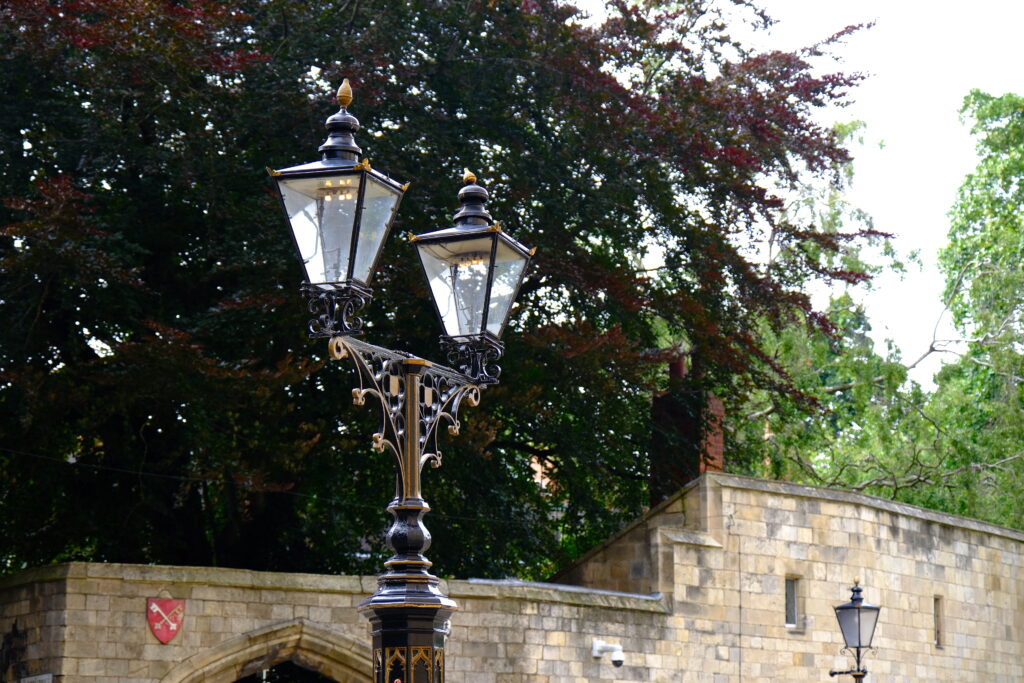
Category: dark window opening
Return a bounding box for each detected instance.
[785,577,800,627]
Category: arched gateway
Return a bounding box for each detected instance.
[160,618,371,683]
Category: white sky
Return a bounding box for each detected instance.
[751,0,1024,387]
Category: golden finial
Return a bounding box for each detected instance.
[854,577,861,586]
[463,169,477,185]
[337,79,353,108]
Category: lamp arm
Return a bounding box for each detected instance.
[328,335,481,500]
[830,645,870,679]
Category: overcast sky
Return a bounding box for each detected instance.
[752,0,1024,387]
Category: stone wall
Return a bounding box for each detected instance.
[559,473,1024,681]
[2,473,1022,682]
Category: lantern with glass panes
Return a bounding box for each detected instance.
[413,170,534,384]
[829,579,881,680]
[270,79,407,337]
[270,80,533,683]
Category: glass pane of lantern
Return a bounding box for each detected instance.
[278,174,362,284]
[485,239,528,336]
[418,236,494,337]
[351,176,402,283]
[836,607,861,648]
[859,606,880,647]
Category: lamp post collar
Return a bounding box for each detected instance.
[453,169,492,226]
[318,79,361,162]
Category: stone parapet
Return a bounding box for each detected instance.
[1,473,1022,681]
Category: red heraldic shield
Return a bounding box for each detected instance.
[146,598,185,644]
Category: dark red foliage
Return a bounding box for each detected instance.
[4,0,261,73]
[0,0,877,578]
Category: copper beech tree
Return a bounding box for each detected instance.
[0,0,873,577]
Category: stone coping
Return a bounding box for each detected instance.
[0,563,669,614]
[711,472,1024,544]
[0,562,375,594]
[454,578,668,613]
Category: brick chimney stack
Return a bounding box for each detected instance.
[649,355,724,508]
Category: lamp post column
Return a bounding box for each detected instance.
[359,357,456,683]
[328,337,477,683]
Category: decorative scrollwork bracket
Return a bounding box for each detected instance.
[439,334,504,385]
[303,281,373,338]
[328,336,481,504]
[829,647,870,679]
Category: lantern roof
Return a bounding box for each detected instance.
[411,170,533,256]
[268,78,405,190]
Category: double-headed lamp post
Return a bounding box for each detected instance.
[829,579,881,680]
[270,80,533,683]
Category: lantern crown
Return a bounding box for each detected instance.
[318,78,361,162]
[452,170,492,226]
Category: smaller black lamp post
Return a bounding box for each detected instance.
[830,579,881,680]
[270,79,407,337]
[413,170,534,384]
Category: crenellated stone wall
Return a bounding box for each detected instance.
[2,473,1022,682]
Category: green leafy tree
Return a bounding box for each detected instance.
[733,96,1024,531]
[0,0,872,578]
[942,90,1024,382]
[921,90,1024,525]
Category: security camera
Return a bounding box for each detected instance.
[592,639,625,668]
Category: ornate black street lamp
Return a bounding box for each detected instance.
[829,579,881,680]
[270,79,407,338]
[413,170,533,384]
[271,81,533,683]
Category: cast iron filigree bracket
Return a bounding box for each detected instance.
[333,333,473,683]
[303,281,373,338]
[328,335,481,502]
[439,334,504,386]
[830,646,870,678]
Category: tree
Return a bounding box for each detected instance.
[0,0,870,578]
[942,90,1024,382]
[924,90,1024,526]
[732,95,1024,531]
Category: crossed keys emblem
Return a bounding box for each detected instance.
[146,598,185,644]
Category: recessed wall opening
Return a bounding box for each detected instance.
[934,595,943,647]
[785,576,801,628]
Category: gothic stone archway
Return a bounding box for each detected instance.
[160,618,371,683]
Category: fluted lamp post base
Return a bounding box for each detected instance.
[361,597,456,683]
